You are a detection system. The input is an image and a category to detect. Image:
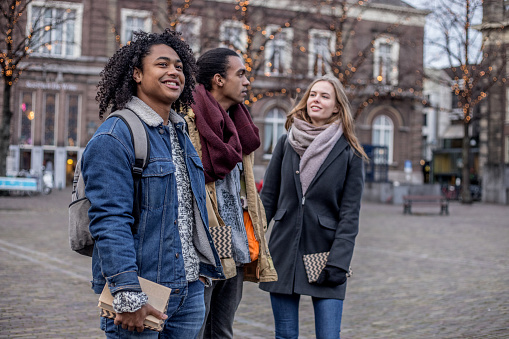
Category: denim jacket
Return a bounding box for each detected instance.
[82,98,224,295]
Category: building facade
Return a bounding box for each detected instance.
[1,0,428,188]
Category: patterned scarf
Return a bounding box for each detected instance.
[288,118,343,195]
[191,85,260,183]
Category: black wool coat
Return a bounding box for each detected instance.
[259,133,364,299]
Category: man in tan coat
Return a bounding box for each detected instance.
[185,48,277,339]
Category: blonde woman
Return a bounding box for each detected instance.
[259,75,368,339]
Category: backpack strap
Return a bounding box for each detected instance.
[109,109,150,173]
[108,108,150,234]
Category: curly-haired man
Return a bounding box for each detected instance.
[82,29,224,338]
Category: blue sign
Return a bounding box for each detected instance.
[0,177,38,191]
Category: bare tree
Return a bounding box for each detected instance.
[0,0,77,176]
[227,0,426,119]
[428,0,506,203]
[310,0,426,119]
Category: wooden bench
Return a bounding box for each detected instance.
[403,195,449,215]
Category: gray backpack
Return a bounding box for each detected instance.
[69,109,150,256]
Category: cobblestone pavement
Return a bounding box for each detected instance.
[1,188,508,338]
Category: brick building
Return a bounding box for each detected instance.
[1,0,428,188]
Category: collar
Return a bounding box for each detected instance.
[125,97,164,127]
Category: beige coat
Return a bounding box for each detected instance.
[185,109,277,283]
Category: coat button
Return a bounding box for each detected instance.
[174,289,180,294]
[175,253,179,258]
[296,170,300,174]
[159,128,164,134]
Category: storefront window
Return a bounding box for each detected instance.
[44,93,57,145]
[67,94,80,147]
[20,92,35,146]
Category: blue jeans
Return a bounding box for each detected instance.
[198,266,244,339]
[270,292,343,339]
[101,280,205,338]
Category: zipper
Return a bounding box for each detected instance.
[302,196,305,205]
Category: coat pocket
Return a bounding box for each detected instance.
[317,215,338,231]
[273,209,287,221]
[142,160,175,210]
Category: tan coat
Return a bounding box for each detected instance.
[185,109,277,282]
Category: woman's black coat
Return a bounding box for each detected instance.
[259,133,364,299]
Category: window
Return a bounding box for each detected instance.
[264,26,293,75]
[505,136,509,164]
[177,16,202,55]
[372,115,394,163]
[121,9,152,45]
[452,90,459,110]
[373,36,399,86]
[506,88,509,122]
[20,92,35,146]
[309,29,335,77]
[66,94,80,147]
[28,1,83,57]
[43,93,57,146]
[220,20,247,53]
[264,108,287,156]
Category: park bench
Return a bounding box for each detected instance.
[403,195,449,215]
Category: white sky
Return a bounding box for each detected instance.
[401,0,484,68]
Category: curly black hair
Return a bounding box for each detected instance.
[96,29,197,119]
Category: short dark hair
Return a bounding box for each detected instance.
[196,48,240,91]
[96,29,197,119]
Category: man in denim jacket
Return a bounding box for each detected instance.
[82,29,224,338]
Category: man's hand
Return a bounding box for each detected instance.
[114,303,168,332]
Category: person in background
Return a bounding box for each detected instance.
[83,29,224,338]
[259,74,368,339]
[184,47,277,339]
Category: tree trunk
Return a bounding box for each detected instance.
[460,121,473,204]
[0,80,13,177]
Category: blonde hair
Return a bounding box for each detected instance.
[285,75,368,160]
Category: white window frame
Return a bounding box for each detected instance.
[373,35,400,86]
[176,15,202,56]
[308,29,335,77]
[263,107,287,158]
[372,115,394,164]
[27,1,83,58]
[121,8,152,46]
[264,25,293,76]
[220,20,247,53]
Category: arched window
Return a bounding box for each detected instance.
[372,115,394,163]
[264,107,286,156]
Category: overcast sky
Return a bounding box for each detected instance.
[401,0,484,69]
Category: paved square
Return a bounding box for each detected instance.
[1,188,508,338]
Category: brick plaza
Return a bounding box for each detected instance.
[1,188,508,338]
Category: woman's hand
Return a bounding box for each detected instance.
[316,265,347,286]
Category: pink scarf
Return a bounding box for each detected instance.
[288,118,343,195]
[191,85,260,183]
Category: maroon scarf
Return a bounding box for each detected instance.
[192,84,260,183]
